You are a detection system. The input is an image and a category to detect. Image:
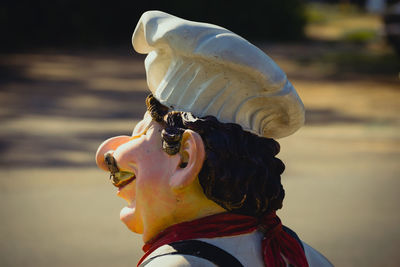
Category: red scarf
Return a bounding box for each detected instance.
[138,212,308,267]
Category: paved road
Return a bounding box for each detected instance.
[0,47,399,266]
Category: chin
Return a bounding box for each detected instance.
[120,206,143,233]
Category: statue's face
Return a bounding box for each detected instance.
[96,112,181,240]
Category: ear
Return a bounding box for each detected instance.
[169,129,205,191]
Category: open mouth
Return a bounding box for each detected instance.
[110,171,136,188]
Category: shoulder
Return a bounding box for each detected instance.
[140,244,216,267]
[197,232,264,267]
[302,241,334,267]
[142,254,216,267]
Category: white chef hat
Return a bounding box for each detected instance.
[132,11,305,138]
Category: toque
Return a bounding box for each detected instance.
[132,11,305,138]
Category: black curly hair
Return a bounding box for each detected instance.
[146,94,285,217]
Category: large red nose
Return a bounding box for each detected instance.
[95,135,131,171]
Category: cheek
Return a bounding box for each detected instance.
[136,164,168,193]
[135,154,173,201]
[137,141,171,178]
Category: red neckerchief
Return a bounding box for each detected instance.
[138,212,309,267]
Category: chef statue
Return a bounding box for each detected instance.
[96,11,333,267]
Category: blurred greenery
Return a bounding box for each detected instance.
[342,28,378,43]
[305,2,364,24]
[295,2,399,79]
[0,0,306,51]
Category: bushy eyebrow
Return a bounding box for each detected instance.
[145,94,169,124]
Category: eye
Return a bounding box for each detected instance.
[143,124,155,136]
[132,121,144,136]
[130,124,152,140]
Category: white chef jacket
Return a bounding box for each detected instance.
[142,231,333,267]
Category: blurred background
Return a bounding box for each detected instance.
[0,0,399,266]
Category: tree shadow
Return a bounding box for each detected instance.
[0,50,396,169]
